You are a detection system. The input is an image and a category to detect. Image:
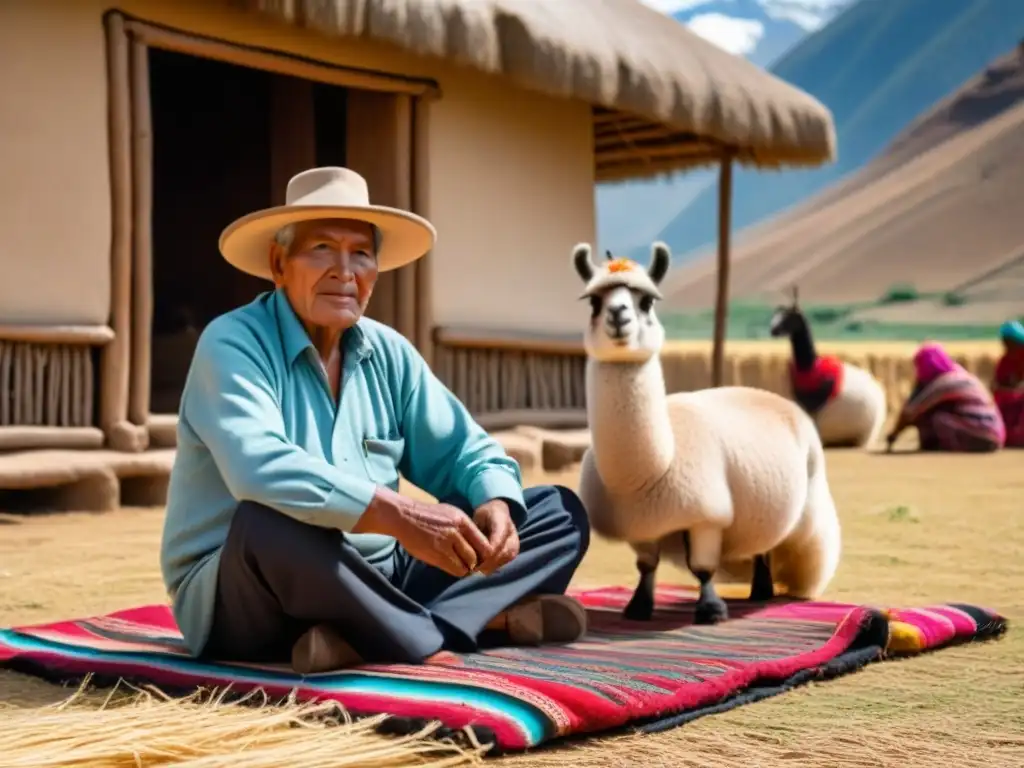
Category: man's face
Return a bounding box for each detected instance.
[270,218,378,332]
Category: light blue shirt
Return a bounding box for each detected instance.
[160,288,525,655]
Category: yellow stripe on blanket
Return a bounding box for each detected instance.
[882,610,926,652]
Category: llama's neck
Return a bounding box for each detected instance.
[585,357,675,494]
[789,316,818,371]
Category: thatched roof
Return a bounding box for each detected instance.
[234,0,837,181]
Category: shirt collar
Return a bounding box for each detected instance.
[272,288,373,366]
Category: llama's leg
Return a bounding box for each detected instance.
[749,554,774,601]
[623,542,660,621]
[684,526,728,624]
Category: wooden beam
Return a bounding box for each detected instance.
[594,118,651,137]
[0,325,114,345]
[597,141,718,165]
[434,326,584,356]
[593,109,630,125]
[711,153,735,387]
[595,150,733,182]
[122,17,440,98]
[594,126,677,148]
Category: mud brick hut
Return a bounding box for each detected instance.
[0,0,835,507]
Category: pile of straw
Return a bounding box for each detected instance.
[0,677,485,768]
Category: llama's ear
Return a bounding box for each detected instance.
[648,241,671,285]
[791,284,800,308]
[605,249,614,261]
[573,243,595,282]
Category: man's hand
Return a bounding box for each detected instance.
[473,500,520,576]
[354,488,493,577]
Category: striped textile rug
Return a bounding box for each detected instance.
[0,586,1006,753]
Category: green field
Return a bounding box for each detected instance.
[664,285,1019,342]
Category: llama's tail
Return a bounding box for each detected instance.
[772,429,842,598]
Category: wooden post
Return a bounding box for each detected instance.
[269,75,316,205]
[392,95,418,345]
[412,96,434,368]
[711,153,734,388]
[101,14,147,452]
[128,39,153,434]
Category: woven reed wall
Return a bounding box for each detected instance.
[433,341,1002,420]
[0,341,95,428]
[660,349,1000,417]
[432,343,586,414]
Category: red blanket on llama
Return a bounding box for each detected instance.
[790,356,844,415]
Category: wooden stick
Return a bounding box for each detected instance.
[100,13,134,443]
[711,153,734,387]
[128,38,154,432]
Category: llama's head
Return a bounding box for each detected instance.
[573,241,670,362]
[769,285,806,338]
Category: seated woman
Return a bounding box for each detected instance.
[993,320,1024,447]
[886,342,1005,453]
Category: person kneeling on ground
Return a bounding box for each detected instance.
[160,167,590,674]
[886,342,1005,453]
[992,320,1024,448]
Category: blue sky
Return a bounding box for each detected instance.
[638,0,852,59]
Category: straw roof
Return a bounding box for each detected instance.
[235,0,837,181]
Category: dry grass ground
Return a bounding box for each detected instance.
[1,448,1022,767]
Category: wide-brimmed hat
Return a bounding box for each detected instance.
[219,167,436,279]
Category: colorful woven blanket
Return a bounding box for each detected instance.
[0,586,1005,753]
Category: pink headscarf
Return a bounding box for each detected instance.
[913,342,958,383]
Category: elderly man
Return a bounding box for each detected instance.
[160,167,590,674]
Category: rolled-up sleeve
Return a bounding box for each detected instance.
[182,322,377,529]
[396,343,526,518]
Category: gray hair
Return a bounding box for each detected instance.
[274,222,382,255]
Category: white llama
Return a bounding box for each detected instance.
[575,243,842,624]
[769,289,888,449]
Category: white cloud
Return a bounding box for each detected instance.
[637,0,727,14]
[686,13,766,56]
[756,0,851,31]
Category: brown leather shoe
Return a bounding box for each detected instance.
[291,624,363,674]
[505,595,588,646]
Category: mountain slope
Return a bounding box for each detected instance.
[661,44,1024,327]
[640,0,1024,264]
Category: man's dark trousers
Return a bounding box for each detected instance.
[203,485,590,664]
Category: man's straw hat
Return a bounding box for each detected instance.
[219,167,436,279]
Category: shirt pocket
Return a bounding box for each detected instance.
[362,436,406,488]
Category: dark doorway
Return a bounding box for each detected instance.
[147,48,348,413]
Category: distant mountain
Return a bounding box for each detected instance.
[640,0,1024,263]
[595,0,852,254]
[662,43,1024,327]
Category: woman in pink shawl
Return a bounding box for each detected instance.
[886,342,1005,453]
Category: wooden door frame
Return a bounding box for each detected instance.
[102,10,439,450]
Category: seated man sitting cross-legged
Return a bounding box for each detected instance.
[160,167,591,674]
